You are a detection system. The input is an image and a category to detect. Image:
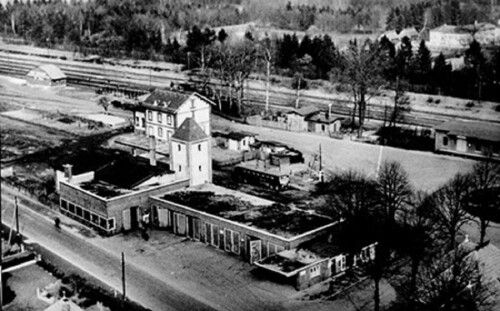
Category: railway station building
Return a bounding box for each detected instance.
[26,64,67,86]
[132,89,214,141]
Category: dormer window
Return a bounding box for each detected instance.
[154,100,158,106]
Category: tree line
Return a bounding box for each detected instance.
[385,0,493,34]
[315,159,500,311]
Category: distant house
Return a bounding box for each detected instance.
[434,120,500,160]
[286,106,320,132]
[26,64,66,86]
[132,89,215,141]
[305,111,345,135]
[212,130,257,152]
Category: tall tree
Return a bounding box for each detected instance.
[413,40,432,84]
[468,161,500,245]
[377,160,413,224]
[432,173,474,250]
[465,40,486,101]
[432,53,452,94]
[331,39,384,138]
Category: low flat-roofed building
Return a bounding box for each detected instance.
[434,120,500,160]
[26,64,67,86]
[150,183,338,264]
[255,223,377,290]
[58,154,188,234]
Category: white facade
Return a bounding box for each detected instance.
[170,139,211,186]
[136,93,211,141]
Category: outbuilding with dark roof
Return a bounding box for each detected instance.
[434,120,500,160]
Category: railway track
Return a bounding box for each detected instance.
[0,51,498,129]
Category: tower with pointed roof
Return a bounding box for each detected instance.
[170,118,212,186]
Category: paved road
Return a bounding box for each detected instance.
[1,187,216,311]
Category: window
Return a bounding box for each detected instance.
[108,218,116,230]
[178,144,181,151]
[61,199,68,210]
[232,232,240,254]
[212,225,219,247]
[167,115,172,125]
[310,265,320,278]
[148,111,152,121]
[199,165,202,172]
[100,218,107,229]
[198,144,201,151]
[178,165,182,172]
[91,214,99,225]
[135,116,139,125]
[158,127,163,137]
[158,112,162,123]
[68,203,75,214]
[84,210,91,221]
[443,136,448,146]
[76,207,83,217]
[475,142,481,152]
[205,223,212,244]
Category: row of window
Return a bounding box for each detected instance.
[147,111,173,125]
[60,199,115,231]
[157,207,287,260]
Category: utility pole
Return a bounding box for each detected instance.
[15,196,19,236]
[121,252,126,303]
[319,144,324,182]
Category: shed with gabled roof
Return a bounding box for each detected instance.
[26,64,67,86]
[286,106,321,132]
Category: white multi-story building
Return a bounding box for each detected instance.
[133,89,213,141]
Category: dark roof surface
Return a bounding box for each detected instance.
[305,111,345,124]
[287,106,321,117]
[434,120,500,142]
[142,89,214,113]
[143,89,191,112]
[95,156,170,189]
[171,118,208,142]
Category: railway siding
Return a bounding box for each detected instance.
[0,52,498,129]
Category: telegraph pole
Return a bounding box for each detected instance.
[121,252,126,303]
[15,196,19,236]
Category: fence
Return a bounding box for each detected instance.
[246,115,287,130]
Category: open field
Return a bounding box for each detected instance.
[212,115,476,192]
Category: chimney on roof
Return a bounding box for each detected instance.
[63,164,73,181]
[328,103,332,118]
[464,234,469,243]
[149,136,157,166]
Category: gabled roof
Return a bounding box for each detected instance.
[30,64,66,80]
[172,118,208,142]
[434,120,500,142]
[287,106,320,117]
[305,111,345,124]
[142,89,214,113]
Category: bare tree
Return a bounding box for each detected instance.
[331,39,384,138]
[432,173,474,250]
[259,37,274,113]
[397,246,494,311]
[377,160,413,224]
[468,160,500,245]
[389,77,411,127]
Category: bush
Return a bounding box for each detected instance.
[427,97,434,103]
[434,99,441,104]
[465,101,475,108]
